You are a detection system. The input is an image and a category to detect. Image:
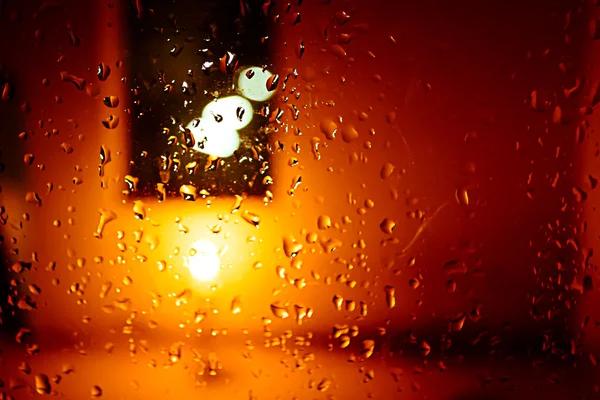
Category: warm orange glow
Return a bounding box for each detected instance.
[183,239,221,282]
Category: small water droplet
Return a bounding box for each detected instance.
[35,374,51,395]
[380,218,395,234]
[23,153,34,166]
[231,296,242,314]
[270,301,290,319]
[242,211,260,228]
[266,74,279,92]
[67,24,81,46]
[103,96,119,108]
[380,162,395,180]
[384,286,396,308]
[102,114,119,129]
[231,194,244,213]
[317,215,331,230]
[97,63,111,81]
[132,200,146,219]
[60,71,86,90]
[341,125,359,143]
[283,235,303,258]
[25,192,42,206]
[320,119,338,140]
[91,385,103,397]
[94,208,117,239]
[455,188,469,206]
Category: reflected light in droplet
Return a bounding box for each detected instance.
[184,240,221,282]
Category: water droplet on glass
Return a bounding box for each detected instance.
[94,208,117,239]
[231,296,242,314]
[231,194,244,213]
[341,125,359,143]
[97,63,111,81]
[318,215,332,230]
[25,192,42,206]
[455,188,469,206]
[67,24,80,46]
[60,71,86,90]
[242,211,260,228]
[333,294,343,311]
[384,285,396,308]
[103,96,119,108]
[270,301,290,319]
[283,235,303,258]
[380,218,395,234]
[266,74,279,92]
[380,162,395,180]
[23,153,34,166]
[102,114,119,129]
[91,385,103,397]
[361,340,375,358]
[320,118,338,140]
[34,374,51,395]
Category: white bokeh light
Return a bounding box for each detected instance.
[184,239,221,282]
[202,95,253,130]
[187,118,240,158]
[236,67,275,102]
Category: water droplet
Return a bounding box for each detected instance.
[132,200,146,219]
[384,286,396,308]
[450,313,466,331]
[380,218,395,234]
[380,162,395,180]
[455,188,469,206]
[102,114,119,129]
[341,125,359,143]
[242,211,260,228]
[283,235,303,258]
[231,296,242,314]
[94,208,117,239]
[61,142,74,154]
[332,294,343,311]
[329,44,347,58]
[60,71,86,90]
[317,215,332,230]
[103,96,119,108]
[179,185,197,201]
[295,40,305,59]
[67,24,80,46]
[270,301,290,319]
[317,378,332,392]
[170,44,183,57]
[1,82,12,101]
[35,374,51,394]
[97,63,111,81]
[361,339,375,358]
[320,119,338,140]
[91,385,103,397]
[23,153,34,166]
[266,74,279,92]
[230,194,244,213]
[25,192,42,206]
[420,341,431,356]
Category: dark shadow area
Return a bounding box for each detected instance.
[0,62,27,335]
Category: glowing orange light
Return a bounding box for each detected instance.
[183,240,221,282]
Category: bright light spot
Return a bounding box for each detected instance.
[236,67,275,102]
[202,95,253,130]
[187,119,240,158]
[184,240,221,282]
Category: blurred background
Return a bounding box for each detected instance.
[0,0,598,398]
